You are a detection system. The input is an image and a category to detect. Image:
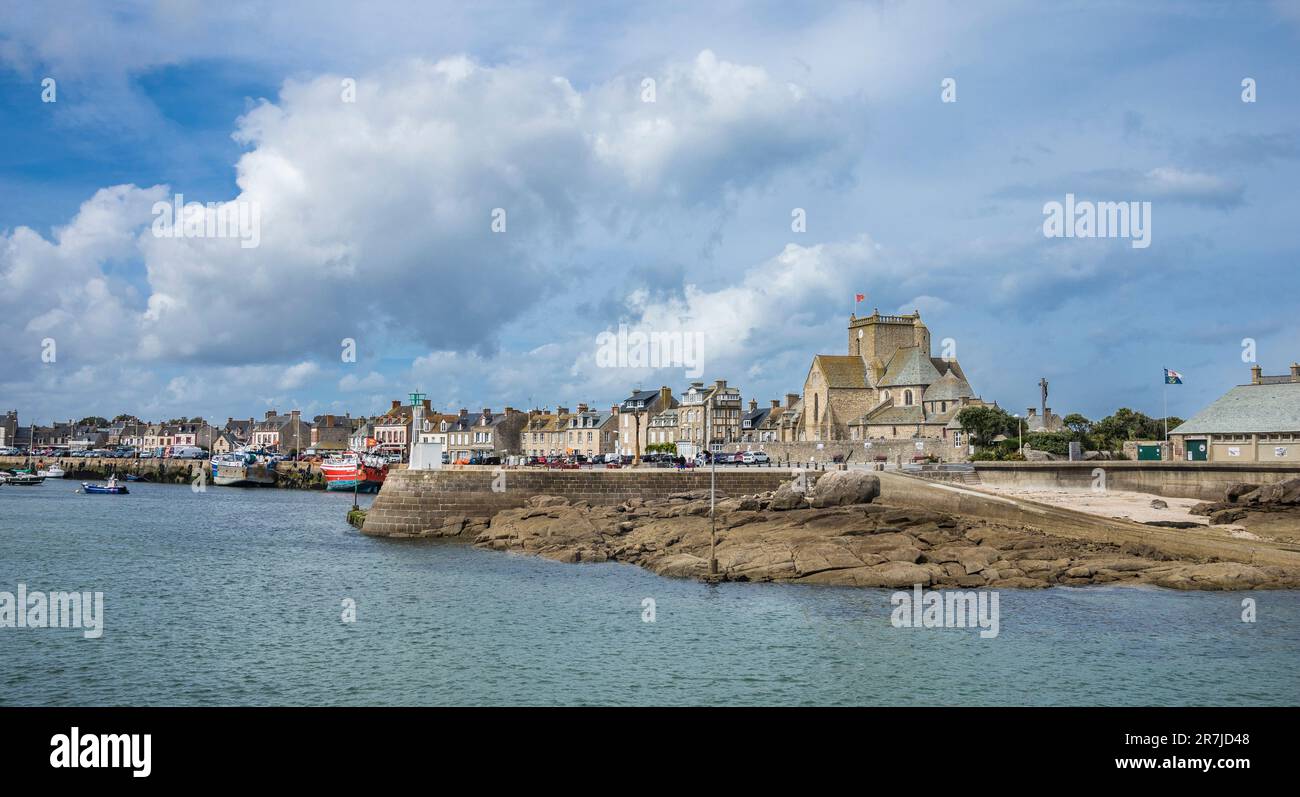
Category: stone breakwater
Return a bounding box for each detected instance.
[361,468,792,538]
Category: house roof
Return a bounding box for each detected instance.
[1170,382,1300,435]
[742,406,770,428]
[877,346,943,388]
[812,355,869,388]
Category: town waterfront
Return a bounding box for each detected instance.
[2,481,1298,706]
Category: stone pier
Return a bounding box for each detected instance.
[361,467,792,538]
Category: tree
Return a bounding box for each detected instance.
[956,406,1018,447]
[1062,413,1092,436]
[77,416,108,427]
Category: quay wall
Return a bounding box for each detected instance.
[362,468,792,537]
[971,461,1300,500]
[0,455,329,489]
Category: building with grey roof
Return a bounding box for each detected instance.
[1169,363,1300,463]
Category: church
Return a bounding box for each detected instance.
[798,310,988,445]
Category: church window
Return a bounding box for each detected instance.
[814,394,820,424]
[904,389,913,406]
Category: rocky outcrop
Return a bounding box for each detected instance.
[470,478,1300,590]
[807,470,880,508]
[1189,477,1300,528]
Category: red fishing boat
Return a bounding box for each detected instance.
[321,451,389,493]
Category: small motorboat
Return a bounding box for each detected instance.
[125,474,146,482]
[39,465,65,478]
[82,475,129,495]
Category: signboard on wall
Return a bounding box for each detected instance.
[1277,447,1289,458]
[1227,446,1241,457]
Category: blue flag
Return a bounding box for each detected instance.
[1164,368,1183,385]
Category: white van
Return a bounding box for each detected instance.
[169,445,206,459]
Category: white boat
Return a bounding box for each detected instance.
[39,465,65,478]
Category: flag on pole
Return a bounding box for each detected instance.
[855,293,865,303]
[1164,368,1183,384]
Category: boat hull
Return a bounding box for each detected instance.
[212,462,277,487]
[322,463,387,493]
[83,484,128,494]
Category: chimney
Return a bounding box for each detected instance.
[422,399,431,411]
[459,408,468,417]
[749,399,758,411]
[557,407,569,416]
[265,410,275,420]
[505,406,515,415]
[714,379,727,392]
[611,405,618,415]
[291,409,300,419]
[482,408,491,417]
[659,385,672,407]
[1291,362,1299,382]
[770,399,780,410]
[391,400,401,410]
[1251,365,1263,385]
[785,393,799,408]
[578,403,589,413]
[227,417,233,426]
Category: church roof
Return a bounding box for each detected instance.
[877,346,943,387]
[923,370,975,402]
[933,357,967,382]
[812,355,869,388]
[1171,382,1300,435]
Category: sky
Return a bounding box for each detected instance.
[1,0,1298,426]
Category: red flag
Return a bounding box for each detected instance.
[855,293,865,303]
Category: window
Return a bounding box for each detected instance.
[904,389,913,406]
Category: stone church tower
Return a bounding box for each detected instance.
[847,310,931,378]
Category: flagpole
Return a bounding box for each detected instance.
[1163,373,1168,443]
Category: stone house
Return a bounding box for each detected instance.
[616,386,678,457]
[676,379,743,457]
[445,408,526,461]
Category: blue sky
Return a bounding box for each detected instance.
[2,0,1298,426]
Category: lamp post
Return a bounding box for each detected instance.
[1014,413,1023,457]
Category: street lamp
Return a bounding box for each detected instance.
[1014,413,1023,457]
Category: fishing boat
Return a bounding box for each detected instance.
[38,465,65,478]
[210,450,277,487]
[82,475,129,494]
[5,471,46,486]
[321,450,389,493]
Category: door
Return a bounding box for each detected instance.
[1137,444,1162,461]
[1186,439,1208,461]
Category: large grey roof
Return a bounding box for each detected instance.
[1170,382,1300,435]
[923,370,974,402]
[877,346,943,387]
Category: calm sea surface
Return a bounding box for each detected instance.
[2,480,1297,706]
